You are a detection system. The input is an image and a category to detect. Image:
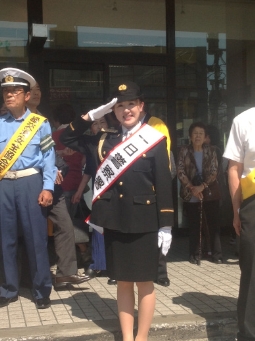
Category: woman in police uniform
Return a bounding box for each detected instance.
[60,81,174,341]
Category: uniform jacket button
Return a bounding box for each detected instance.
[97,195,101,199]
[146,200,150,204]
[120,194,123,198]
[119,182,123,186]
[143,153,146,157]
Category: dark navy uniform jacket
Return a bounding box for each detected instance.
[60,116,174,234]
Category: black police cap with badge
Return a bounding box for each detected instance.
[111,81,144,103]
[0,67,36,88]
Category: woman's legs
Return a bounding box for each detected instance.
[117,281,135,341]
[117,281,155,341]
[135,281,155,341]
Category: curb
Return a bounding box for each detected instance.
[0,311,237,341]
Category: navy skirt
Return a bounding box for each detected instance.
[104,229,158,282]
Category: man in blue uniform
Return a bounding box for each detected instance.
[0,67,56,309]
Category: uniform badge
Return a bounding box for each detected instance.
[118,84,127,91]
[5,75,14,83]
[23,130,30,138]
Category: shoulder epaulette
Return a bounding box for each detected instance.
[101,128,118,133]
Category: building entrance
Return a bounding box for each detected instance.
[43,62,105,118]
[42,59,170,126]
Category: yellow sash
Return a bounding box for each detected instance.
[0,113,46,180]
[240,168,255,200]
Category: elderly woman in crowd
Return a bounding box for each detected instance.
[177,122,223,265]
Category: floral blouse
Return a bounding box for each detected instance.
[177,144,218,201]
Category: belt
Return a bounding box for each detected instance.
[3,168,40,180]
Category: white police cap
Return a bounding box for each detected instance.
[0,67,36,88]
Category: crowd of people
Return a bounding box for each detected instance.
[0,67,254,341]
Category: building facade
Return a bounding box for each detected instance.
[1,0,255,227]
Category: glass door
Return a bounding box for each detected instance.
[44,61,169,125]
[46,64,105,118]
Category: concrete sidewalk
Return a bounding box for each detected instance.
[0,235,239,340]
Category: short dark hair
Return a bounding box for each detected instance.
[188,122,207,137]
[52,103,76,124]
[22,85,30,93]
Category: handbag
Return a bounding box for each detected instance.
[202,180,221,201]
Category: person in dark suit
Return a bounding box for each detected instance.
[60,81,174,341]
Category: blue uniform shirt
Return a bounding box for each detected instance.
[0,108,57,191]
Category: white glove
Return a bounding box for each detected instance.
[158,227,172,256]
[88,98,117,121]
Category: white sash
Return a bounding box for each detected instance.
[86,124,165,234]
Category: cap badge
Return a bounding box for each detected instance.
[5,75,14,83]
[118,84,127,91]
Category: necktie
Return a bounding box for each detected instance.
[123,131,131,141]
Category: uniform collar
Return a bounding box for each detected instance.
[122,121,141,136]
[141,112,150,124]
[3,107,31,122]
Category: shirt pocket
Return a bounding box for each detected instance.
[21,134,41,158]
[96,191,112,201]
[133,194,156,205]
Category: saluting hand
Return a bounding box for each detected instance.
[38,190,53,207]
[86,98,117,121]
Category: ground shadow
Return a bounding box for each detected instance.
[52,290,129,341]
[172,291,238,340]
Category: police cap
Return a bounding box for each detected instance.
[0,67,36,88]
[111,81,144,103]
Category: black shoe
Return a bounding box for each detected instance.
[155,278,170,287]
[0,296,18,308]
[85,268,101,280]
[189,255,198,264]
[107,278,117,285]
[212,258,223,264]
[35,297,51,309]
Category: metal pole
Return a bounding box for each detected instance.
[197,199,203,266]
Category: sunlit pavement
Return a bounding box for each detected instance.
[0,235,239,340]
